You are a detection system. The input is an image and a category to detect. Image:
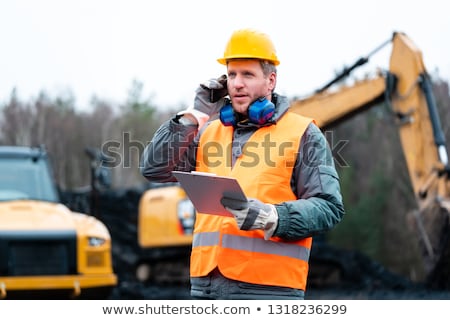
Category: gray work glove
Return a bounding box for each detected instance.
[193,74,228,116]
[178,74,228,128]
[221,197,278,240]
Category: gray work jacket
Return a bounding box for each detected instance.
[140,93,345,299]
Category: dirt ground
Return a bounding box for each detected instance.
[108,281,450,300]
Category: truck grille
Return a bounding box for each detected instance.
[0,230,77,276]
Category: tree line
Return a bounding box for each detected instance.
[0,80,180,190]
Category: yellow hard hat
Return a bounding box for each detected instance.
[217,28,280,66]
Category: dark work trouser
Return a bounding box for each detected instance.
[190,268,305,300]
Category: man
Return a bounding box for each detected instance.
[140,28,345,299]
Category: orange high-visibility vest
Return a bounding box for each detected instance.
[191,111,314,290]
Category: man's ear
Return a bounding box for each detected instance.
[267,72,276,92]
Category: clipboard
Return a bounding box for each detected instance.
[172,171,247,216]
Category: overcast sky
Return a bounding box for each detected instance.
[1,0,449,111]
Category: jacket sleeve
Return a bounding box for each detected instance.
[273,122,345,240]
[139,117,199,183]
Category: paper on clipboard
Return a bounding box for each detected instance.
[172,171,247,216]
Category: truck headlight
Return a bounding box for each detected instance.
[88,236,106,247]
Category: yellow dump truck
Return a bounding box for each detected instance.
[0,146,117,299]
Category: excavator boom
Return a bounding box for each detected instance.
[290,75,386,129]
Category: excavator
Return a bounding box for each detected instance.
[290,31,450,287]
[133,31,450,289]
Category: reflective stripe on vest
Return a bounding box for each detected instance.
[193,231,310,261]
[193,231,220,247]
[191,111,314,290]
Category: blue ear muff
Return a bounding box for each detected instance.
[219,97,275,126]
[248,97,275,125]
[219,100,237,126]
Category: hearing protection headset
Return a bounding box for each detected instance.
[219,97,275,126]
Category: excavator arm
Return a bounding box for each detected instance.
[290,74,386,129]
[290,32,450,285]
